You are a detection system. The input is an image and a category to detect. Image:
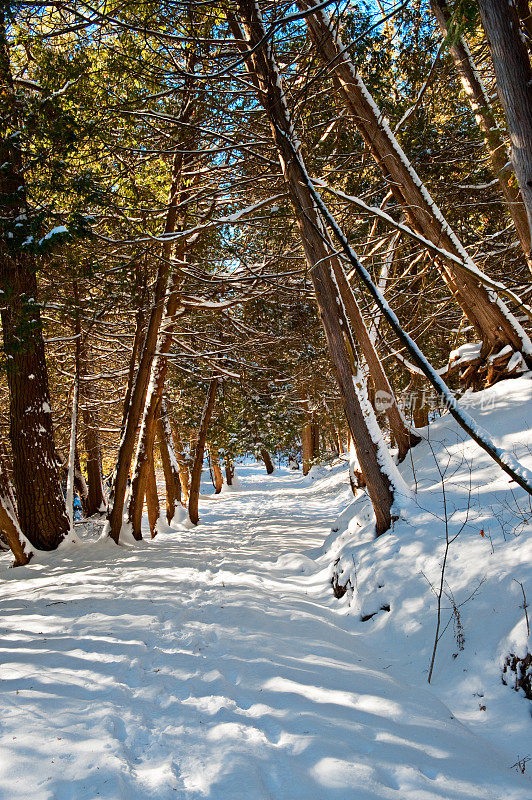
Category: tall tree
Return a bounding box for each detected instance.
[0,7,69,549]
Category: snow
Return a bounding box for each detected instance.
[38,225,68,246]
[449,342,482,365]
[1,379,532,797]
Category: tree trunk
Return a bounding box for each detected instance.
[171,423,190,503]
[106,169,191,541]
[302,417,318,475]
[82,405,105,515]
[225,458,234,486]
[334,267,417,459]
[126,269,185,538]
[208,445,224,492]
[0,13,69,549]
[74,447,89,515]
[156,403,182,523]
[297,0,531,361]
[0,445,32,566]
[477,0,532,241]
[233,2,396,534]
[188,379,219,525]
[430,0,532,270]
[146,449,160,537]
[260,448,275,474]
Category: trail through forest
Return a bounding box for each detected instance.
[0,464,527,799]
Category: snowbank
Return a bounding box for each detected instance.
[321,376,532,761]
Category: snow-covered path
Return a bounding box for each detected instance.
[0,466,528,799]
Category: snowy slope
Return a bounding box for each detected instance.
[0,379,531,799]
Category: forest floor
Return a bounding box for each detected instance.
[1,381,532,799]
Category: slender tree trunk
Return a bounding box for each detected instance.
[297,0,531,362]
[208,445,224,492]
[0,12,69,549]
[429,0,532,270]
[302,420,314,476]
[146,450,160,537]
[334,267,417,459]
[82,404,105,515]
[127,269,185,538]
[106,157,192,542]
[157,403,182,522]
[477,0,532,240]
[188,378,219,525]
[74,447,88,515]
[233,2,396,534]
[171,423,190,502]
[225,458,234,486]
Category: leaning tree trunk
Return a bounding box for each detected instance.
[297,0,531,366]
[477,0,532,240]
[106,158,193,541]
[127,268,186,538]
[0,444,32,566]
[429,0,532,271]
[260,449,275,475]
[0,12,69,549]
[156,403,182,523]
[233,2,397,534]
[188,378,219,525]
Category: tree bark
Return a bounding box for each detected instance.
[233,1,395,533]
[146,449,160,537]
[225,458,234,486]
[171,423,191,502]
[156,403,182,523]
[107,141,194,541]
[260,448,275,474]
[126,268,185,538]
[333,266,418,459]
[430,0,532,270]
[297,0,531,361]
[188,379,219,524]
[208,445,224,492]
[477,0,532,242]
[0,445,32,566]
[0,11,69,549]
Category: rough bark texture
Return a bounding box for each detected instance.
[208,446,224,493]
[0,12,69,549]
[157,408,182,523]
[478,0,532,241]
[146,449,160,537]
[107,149,193,540]
[127,270,185,538]
[171,423,191,502]
[234,1,395,534]
[298,0,530,361]
[188,379,219,525]
[302,417,319,476]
